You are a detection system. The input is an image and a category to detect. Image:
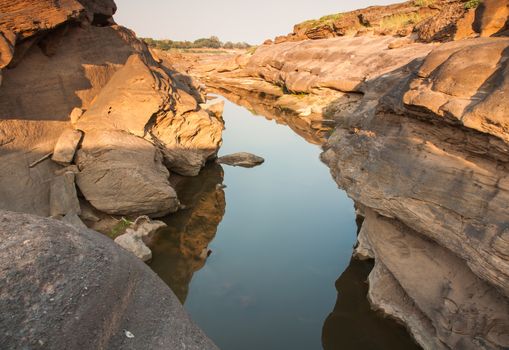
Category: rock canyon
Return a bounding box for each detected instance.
[1,0,509,349]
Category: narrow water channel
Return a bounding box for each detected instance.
[149,95,419,349]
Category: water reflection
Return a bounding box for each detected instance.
[147,94,418,349]
[208,85,331,145]
[148,163,226,303]
[322,258,420,350]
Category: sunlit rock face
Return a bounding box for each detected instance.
[0,0,223,219]
[321,36,509,350]
[163,1,509,347]
[148,163,226,303]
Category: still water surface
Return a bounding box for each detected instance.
[149,95,419,350]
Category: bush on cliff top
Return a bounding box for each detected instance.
[143,36,251,51]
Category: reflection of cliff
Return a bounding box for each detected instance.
[148,163,226,303]
[322,258,420,350]
[208,86,330,145]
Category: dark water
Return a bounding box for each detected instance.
[149,95,419,350]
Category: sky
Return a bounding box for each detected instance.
[114,0,398,45]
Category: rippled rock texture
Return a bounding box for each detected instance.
[166,1,509,348]
[0,0,223,219]
[320,29,509,350]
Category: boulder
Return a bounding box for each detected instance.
[49,172,81,217]
[76,130,180,217]
[62,213,88,230]
[51,129,83,165]
[217,152,265,168]
[113,216,166,262]
[69,107,84,125]
[114,234,152,262]
[151,109,224,176]
[0,210,218,349]
[75,54,166,138]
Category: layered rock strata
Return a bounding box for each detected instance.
[165,2,509,348]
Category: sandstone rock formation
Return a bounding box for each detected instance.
[114,216,167,262]
[164,1,509,348]
[270,0,508,43]
[320,35,509,350]
[217,152,265,168]
[0,0,224,220]
[0,210,218,349]
[75,130,179,217]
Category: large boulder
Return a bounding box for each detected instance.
[0,210,218,349]
[75,130,179,217]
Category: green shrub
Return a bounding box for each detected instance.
[413,0,435,7]
[246,46,258,55]
[142,37,252,51]
[380,13,423,29]
[464,0,481,9]
[108,217,133,239]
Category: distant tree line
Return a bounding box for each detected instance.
[143,36,251,50]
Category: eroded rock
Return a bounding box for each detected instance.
[217,152,265,168]
[51,129,83,165]
[76,130,179,217]
[114,233,152,262]
[0,210,218,349]
[113,216,166,262]
[360,209,509,349]
[49,172,81,217]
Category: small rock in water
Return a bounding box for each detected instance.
[217,152,264,168]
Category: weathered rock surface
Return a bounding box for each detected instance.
[51,129,83,165]
[76,130,179,217]
[317,35,509,349]
[403,37,509,143]
[114,216,167,262]
[49,171,81,217]
[0,210,218,349]
[357,209,509,349]
[271,0,508,44]
[217,152,265,168]
[165,1,509,347]
[0,0,224,219]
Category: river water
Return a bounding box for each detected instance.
[148,95,419,350]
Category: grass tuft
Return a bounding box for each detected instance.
[108,217,133,239]
[413,0,435,7]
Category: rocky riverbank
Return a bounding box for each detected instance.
[165,1,509,348]
[0,0,224,222]
[0,0,223,347]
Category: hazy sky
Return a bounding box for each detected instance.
[114,0,397,44]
